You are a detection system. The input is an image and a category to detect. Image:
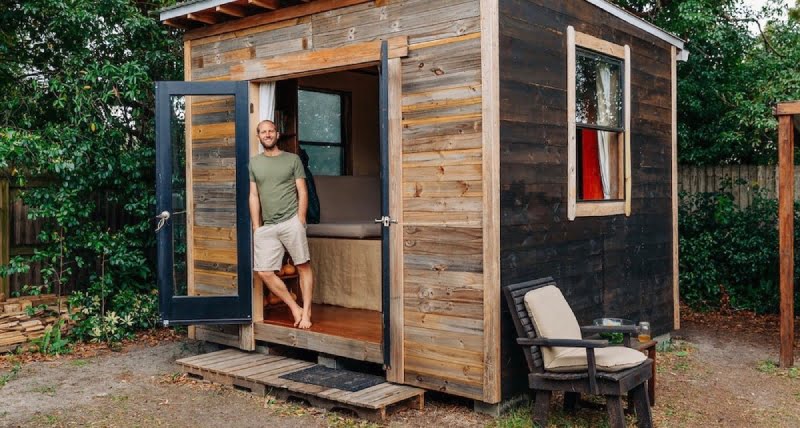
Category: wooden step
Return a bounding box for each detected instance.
[177,349,424,421]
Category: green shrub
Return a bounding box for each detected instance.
[69,288,159,345]
[679,182,800,313]
[0,1,181,344]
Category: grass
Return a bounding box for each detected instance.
[30,384,57,396]
[756,359,800,379]
[69,359,89,367]
[491,401,629,428]
[0,362,21,388]
[757,360,778,375]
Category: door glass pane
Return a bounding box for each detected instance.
[300,144,343,176]
[169,95,188,297]
[298,89,342,143]
[190,95,239,296]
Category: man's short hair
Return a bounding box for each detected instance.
[256,120,278,133]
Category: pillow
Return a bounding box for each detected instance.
[546,346,647,373]
[523,285,582,369]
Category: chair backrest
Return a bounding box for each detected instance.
[502,277,556,374]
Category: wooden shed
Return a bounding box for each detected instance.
[155,0,686,405]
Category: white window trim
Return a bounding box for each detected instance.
[567,26,631,221]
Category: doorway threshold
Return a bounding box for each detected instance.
[255,304,382,363]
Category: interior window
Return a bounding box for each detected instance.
[575,49,624,201]
[298,88,344,176]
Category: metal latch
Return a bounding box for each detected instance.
[155,211,170,232]
[374,216,397,227]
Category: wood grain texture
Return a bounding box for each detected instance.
[387,56,405,383]
[499,0,675,399]
[480,0,501,404]
[671,46,679,330]
[254,322,383,363]
[183,0,490,399]
[778,114,795,367]
[184,40,197,341]
[566,26,577,221]
[183,0,372,41]
[229,36,408,81]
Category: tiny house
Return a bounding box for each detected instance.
[155,0,686,405]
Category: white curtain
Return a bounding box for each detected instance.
[258,82,277,153]
[595,64,612,200]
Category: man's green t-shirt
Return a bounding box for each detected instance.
[248,152,306,225]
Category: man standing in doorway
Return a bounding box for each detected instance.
[249,120,313,329]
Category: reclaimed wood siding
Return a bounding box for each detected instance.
[498,0,674,396]
[190,95,240,298]
[186,0,487,400]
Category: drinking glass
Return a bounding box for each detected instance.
[638,321,651,342]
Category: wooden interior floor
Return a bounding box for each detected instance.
[262,303,382,344]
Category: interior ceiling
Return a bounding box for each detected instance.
[162,0,314,30]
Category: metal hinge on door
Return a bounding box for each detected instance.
[374,216,397,227]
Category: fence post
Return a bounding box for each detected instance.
[0,178,8,298]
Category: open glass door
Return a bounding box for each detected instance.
[378,41,394,367]
[155,81,251,326]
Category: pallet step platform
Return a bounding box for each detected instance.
[176,349,424,421]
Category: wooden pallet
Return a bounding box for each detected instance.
[177,349,424,421]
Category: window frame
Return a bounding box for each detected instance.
[567,26,631,220]
[297,86,350,176]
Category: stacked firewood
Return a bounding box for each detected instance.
[0,294,72,353]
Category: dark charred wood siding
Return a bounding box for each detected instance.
[498,0,675,398]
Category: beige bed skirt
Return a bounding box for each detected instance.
[308,237,381,312]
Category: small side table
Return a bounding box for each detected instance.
[631,338,657,406]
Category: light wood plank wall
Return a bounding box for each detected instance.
[185,0,489,401]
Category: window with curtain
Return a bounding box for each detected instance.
[576,49,624,201]
[567,26,631,220]
[298,88,345,176]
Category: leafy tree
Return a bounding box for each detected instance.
[614,0,800,165]
[0,0,182,342]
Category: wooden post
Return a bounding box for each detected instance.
[778,113,795,368]
[0,178,9,297]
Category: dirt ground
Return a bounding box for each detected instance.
[2,309,800,428]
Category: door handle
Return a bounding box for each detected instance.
[155,211,170,232]
[374,216,397,227]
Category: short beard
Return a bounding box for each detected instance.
[260,139,278,150]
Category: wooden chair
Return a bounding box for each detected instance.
[502,277,653,428]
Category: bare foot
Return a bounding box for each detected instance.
[290,305,303,327]
[298,314,312,329]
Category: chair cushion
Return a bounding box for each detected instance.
[546,346,647,373]
[306,222,381,239]
[523,285,582,369]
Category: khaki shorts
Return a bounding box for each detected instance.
[253,215,310,272]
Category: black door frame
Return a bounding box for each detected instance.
[155,81,252,326]
[378,41,392,367]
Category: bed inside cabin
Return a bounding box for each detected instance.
[259,66,384,352]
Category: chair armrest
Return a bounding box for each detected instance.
[516,337,604,394]
[517,337,608,348]
[580,325,638,335]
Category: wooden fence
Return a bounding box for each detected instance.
[678,165,800,208]
[0,178,138,297]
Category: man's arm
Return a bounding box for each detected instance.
[296,178,308,225]
[249,182,261,231]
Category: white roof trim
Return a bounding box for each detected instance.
[585,0,686,54]
[160,0,236,21]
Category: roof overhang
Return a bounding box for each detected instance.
[159,0,315,29]
[160,0,689,60]
[586,0,688,61]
